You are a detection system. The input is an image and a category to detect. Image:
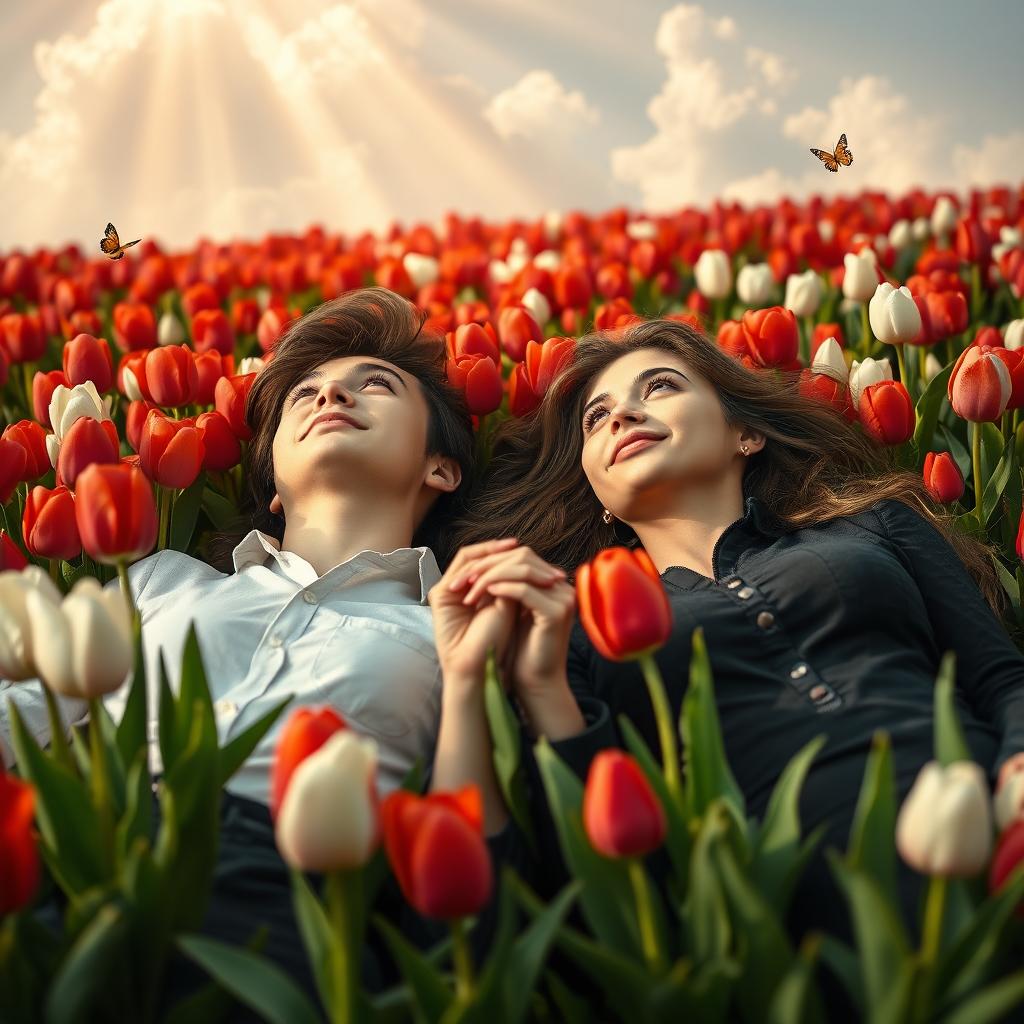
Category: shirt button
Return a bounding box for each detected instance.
[302,590,318,605]
[268,634,283,648]
[736,586,755,600]
[215,699,238,715]
[809,685,829,701]
[790,664,808,679]
[726,578,743,589]
[756,611,775,629]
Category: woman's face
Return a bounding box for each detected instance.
[579,347,749,521]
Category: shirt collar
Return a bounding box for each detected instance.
[660,494,783,590]
[231,530,442,603]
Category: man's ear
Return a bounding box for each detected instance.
[269,493,284,515]
[425,455,461,495]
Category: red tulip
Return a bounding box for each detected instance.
[191,308,236,356]
[859,380,915,445]
[446,322,500,365]
[0,436,27,503]
[447,354,503,417]
[0,313,45,363]
[594,298,641,332]
[193,351,234,406]
[990,348,1024,411]
[112,301,157,351]
[0,531,28,571]
[583,750,666,858]
[1017,507,1024,563]
[62,332,113,391]
[2,421,50,482]
[508,336,576,417]
[118,351,152,401]
[948,346,1012,422]
[0,345,8,390]
[32,370,67,428]
[381,786,493,920]
[146,344,199,407]
[740,306,799,368]
[74,462,158,565]
[576,547,673,661]
[214,373,256,440]
[955,217,992,265]
[182,282,221,320]
[270,707,347,820]
[138,410,205,489]
[988,819,1024,918]
[595,262,633,301]
[257,306,296,353]
[56,415,120,489]
[798,369,855,420]
[195,411,242,471]
[497,305,544,363]
[717,319,749,360]
[973,326,1004,349]
[810,322,845,361]
[0,768,39,916]
[23,485,81,560]
[923,451,965,504]
[553,265,592,311]
[230,297,261,335]
[925,291,969,341]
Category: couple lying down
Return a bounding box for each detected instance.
[4,286,1023,1016]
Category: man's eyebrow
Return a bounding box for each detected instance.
[582,366,689,419]
[287,362,408,402]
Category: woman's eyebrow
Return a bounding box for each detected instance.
[582,366,689,418]
[287,363,407,404]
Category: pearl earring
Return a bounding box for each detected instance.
[741,445,750,455]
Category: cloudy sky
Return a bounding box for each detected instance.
[2,0,1022,251]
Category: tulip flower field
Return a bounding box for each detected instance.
[3,183,1024,1023]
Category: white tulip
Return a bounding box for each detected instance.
[506,251,529,275]
[995,771,1024,832]
[811,338,848,383]
[848,356,894,406]
[626,219,658,241]
[275,730,380,872]
[888,219,913,251]
[931,196,959,239]
[488,259,513,285]
[26,576,132,700]
[868,283,923,346]
[817,219,835,243]
[402,252,439,289]
[694,249,732,300]
[842,251,879,303]
[542,210,562,243]
[912,217,931,241]
[896,760,993,877]
[48,381,112,444]
[122,366,146,403]
[521,287,551,328]
[784,270,823,318]
[237,357,265,376]
[1003,320,1024,351]
[736,263,774,306]
[157,311,185,347]
[0,567,61,681]
[533,250,561,272]
[255,287,272,311]
[924,352,944,383]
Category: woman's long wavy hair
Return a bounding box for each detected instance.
[441,318,1007,617]
[208,287,475,571]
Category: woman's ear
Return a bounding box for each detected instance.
[425,456,461,495]
[738,429,766,455]
[269,493,284,515]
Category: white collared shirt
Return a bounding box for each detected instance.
[1,531,444,805]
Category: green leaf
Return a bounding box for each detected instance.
[765,933,825,1024]
[979,421,1005,485]
[938,971,1024,1024]
[44,904,129,1024]
[934,652,971,765]
[686,805,732,964]
[681,628,746,829]
[115,608,148,770]
[816,935,862,1014]
[374,914,451,1024]
[845,732,899,911]
[217,695,292,788]
[993,556,1021,614]
[750,735,826,915]
[483,648,537,856]
[912,361,954,454]
[175,624,216,754]
[169,472,207,552]
[200,485,238,529]
[981,438,1016,528]
[290,869,337,1013]
[939,422,972,486]
[5,700,107,893]
[176,935,324,1024]
[115,749,153,868]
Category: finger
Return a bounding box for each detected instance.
[449,547,566,590]
[462,562,565,605]
[482,580,576,621]
[443,538,520,582]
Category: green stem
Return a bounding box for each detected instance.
[860,302,871,354]
[971,263,983,322]
[21,363,34,418]
[449,916,475,1004]
[972,421,985,528]
[639,654,682,806]
[324,871,359,1024]
[157,485,172,551]
[42,684,75,773]
[799,317,811,366]
[628,858,665,974]
[48,558,60,587]
[88,698,115,877]
[894,343,908,389]
[116,560,137,624]
[916,874,948,1022]
[1002,410,1014,440]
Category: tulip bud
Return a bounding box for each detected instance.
[508,336,576,417]
[859,380,915,445]
[948,346,1012,422]
[195,411,242,472]
[191,308,236,356]
[520,287,552,328]
[23,485,80,561]
[583,750,666,858]
[0,566,62,680]
[447,354,503,417]
[237,357,265,376]
[989,820,1024,917]
[157,310,185,347]
[896,760,993,877]
[48,381,112,447]
[0,768,40,916]
[381,786,493,920]
[848,356,894,407]
[74,463,158,565]
[842,251,880,303]
[62,333,113,392]
[32,370,67,429]
[114,302,158,351]
[275,730,380,872]
[145,344,199,407]
[735,263,773,306]
[923,451,965,504]
[912,216,931,241]
[214,374,256,440]
[811,337,848,382]
[0,532,28,572]
[931,196,959,239]
[3,420,50,483]
[783,270,822,318]
[888,219,913,251]
[27,576,132,699]
[741,306,799,368]
[497,306,544,363]
[0,437,26,504]
[138,410,205,489]
[694,249,732,300]
[868,283,923,347]
[924,352,943,384]
[1005,320,1024,352]
[995,771,1024,832]
[270,706,348,819]
[56,415,121,490]
[576,547,672,661]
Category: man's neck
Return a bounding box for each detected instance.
[279,494,418,578]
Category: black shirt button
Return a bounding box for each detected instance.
[737,586,755,599]
[756,611,775,629]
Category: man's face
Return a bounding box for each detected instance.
[271,355,454,514]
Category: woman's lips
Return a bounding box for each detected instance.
[613,437,662,464]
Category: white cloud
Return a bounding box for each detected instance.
[951,131,1024,188]
[745,46,796,89]
[483,69,600,142]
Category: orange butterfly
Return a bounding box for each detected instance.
[99,222,141,260]
[810,133,853,173]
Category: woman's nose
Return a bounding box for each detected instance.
[316,379,353,406]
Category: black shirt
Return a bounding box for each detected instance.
[565,494,1024,847]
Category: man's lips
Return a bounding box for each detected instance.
[303,411,363,440]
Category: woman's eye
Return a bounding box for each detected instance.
[584,377,676,431]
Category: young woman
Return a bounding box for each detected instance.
[440,317,1024,953]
